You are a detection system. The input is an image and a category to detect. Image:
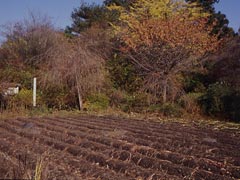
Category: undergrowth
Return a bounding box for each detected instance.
[1,105,240,131]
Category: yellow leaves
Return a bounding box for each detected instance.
[107,4,123,12]
[108,0,220,55]
[147,0,183,18]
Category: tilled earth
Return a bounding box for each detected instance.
[0,115,239,180]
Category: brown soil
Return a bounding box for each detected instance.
[0,115,239,179]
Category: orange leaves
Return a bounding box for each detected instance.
[107,0,223,102]
[109,0,221,57]
[120,15,219,57]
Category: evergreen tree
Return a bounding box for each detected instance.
[65,3,108,34]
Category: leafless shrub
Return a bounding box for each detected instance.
[1,12,106,110]
[40,33,106,110]
[0,12,56,67]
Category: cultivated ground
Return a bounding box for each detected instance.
[0,115,239,179]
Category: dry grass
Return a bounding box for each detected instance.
[34,157,43,180]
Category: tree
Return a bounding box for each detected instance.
[186,0,219,12]
[66,3,106,34]
[65,2,114,58]
[65,1,134,35]
[108,0,221,103]
[186,0,235,37]
[210,36,240,88]
[66,2,121,35]
[104,0,135,7]
[0,13,106,110]
[199,37,240,122]
[0,13,56,68]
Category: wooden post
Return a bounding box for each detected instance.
[33,77,37,107]
[163,78,167,103]
[75,74,82,110]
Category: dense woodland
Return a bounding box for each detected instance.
[0,0,239,122]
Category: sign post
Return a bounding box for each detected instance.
[33,77,37,107]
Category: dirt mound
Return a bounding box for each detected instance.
[0,115,239,179]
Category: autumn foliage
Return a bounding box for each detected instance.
[0,0,239,121]
[108,0,221,102]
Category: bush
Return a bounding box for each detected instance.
[183,72,207,93]
[179,93,203,114]
[41,85,76,110]
[200,83,231,115]
[109,89,126,106]
[107,55,142,93]
[159,103,183,117]
[85,93,110,111]
[7,89,33,110]
[223,92,240,122]
[124,93,150,112]
[0,67,33,88]
[148,103,183,117]
[200,82,240,122]
[110,90,150,112]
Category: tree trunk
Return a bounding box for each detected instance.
[162,78,167,103]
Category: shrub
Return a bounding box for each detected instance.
[179,93,203,114]
[148,103,183,117]
[223,92,240,122]
[125,93,149,112]
[200,82,240,122]
[107,55,142,93]
[183,73,207,93]
[85,93,110,111]
[110,90,150,112]
[41,85,76,110]
[200,83,232,115]
[0,67,33,88]
[159,103,183,117]
[7,89,33,110]
[109,89,126,107]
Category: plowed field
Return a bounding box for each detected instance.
[0,115,239,180]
